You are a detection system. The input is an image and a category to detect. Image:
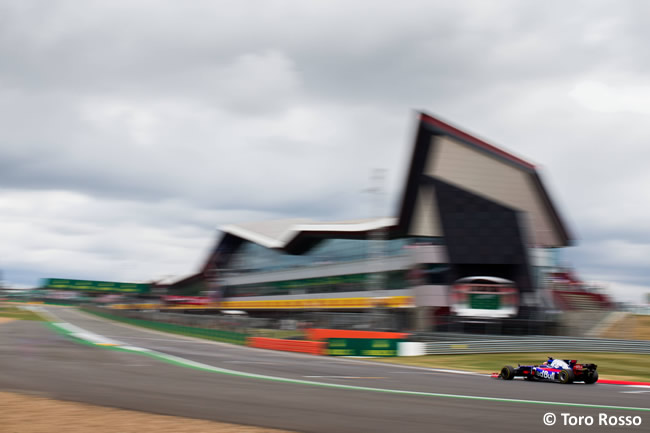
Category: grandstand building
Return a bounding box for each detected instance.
[169,112,573,331]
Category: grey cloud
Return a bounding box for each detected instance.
[1,1,649,302]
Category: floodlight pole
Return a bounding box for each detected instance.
[366,169,387,327]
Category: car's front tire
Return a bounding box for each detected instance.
[501,365,516,380]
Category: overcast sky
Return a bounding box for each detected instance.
[1,0,648,303]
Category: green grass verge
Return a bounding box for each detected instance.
[0,306,45,321]
[371,352,650,382]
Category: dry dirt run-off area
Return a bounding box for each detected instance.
[1,391,295,433]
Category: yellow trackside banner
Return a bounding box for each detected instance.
[218,296,413,310]
[109,296,413,311]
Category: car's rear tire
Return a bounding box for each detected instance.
[558,369,575,384]
[501,365,515,380]
[584,370,598,384]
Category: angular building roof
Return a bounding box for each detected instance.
[199,111,572,274]
[220,217,398,250]
[397,112,572,247]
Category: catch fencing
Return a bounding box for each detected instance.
[82,306,249,344]
[423,336,650,354]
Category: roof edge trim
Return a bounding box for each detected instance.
[220,224,284,249]
[420,113,536,171]
[221,217,399,250]
[291,217,397,234]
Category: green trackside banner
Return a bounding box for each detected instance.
[41,278,150,294]
[469,293,500,310]
[327,338,402,357]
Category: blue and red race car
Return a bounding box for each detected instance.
[493,357,599,384]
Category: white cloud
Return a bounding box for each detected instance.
[80,99,161,147]
[211,50,302,115]
[570,80,650,115]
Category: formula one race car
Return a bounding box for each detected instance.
[493,357,599,384]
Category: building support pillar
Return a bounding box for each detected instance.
[413,306,433,332]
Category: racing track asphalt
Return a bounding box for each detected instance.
[0,306,648,433]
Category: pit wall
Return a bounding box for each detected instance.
[247,337,409,357]
[49,308,650,360]
[81,307,410,356]
[83,307,248,345]
[306,329,409,341]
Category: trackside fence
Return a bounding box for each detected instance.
[83,307,324,354]
[82,307,248,345]
[81,307,650,356]
[423,336,650,355]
